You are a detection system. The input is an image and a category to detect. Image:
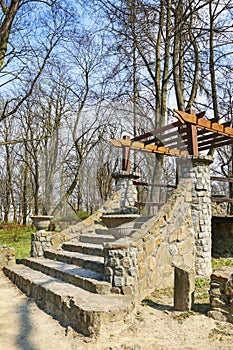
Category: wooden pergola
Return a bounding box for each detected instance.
[109,109,233,207]
[109,109,233,171]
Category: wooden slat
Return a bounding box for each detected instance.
[144,127,187,146]
[132,121,182,141]
[198,135,229,148]
[199,138,233,151]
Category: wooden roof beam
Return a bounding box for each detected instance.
[108,138,188,157]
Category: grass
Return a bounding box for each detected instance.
[212,257,233,269]
[0,224,35,260]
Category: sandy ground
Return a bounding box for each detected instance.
[1,271,233,350]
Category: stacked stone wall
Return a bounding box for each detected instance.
[0,245,15,268]
[209,267,233,323]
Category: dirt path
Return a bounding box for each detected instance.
[1,271,233,350]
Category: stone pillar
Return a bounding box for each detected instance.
[31,230,52,257]
[178,155,213,277]
[111,171,140,213]
[174,265,195,311]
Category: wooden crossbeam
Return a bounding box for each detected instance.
[174,110,233,138]
[108,138,188,157]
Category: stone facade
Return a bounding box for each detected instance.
[209,267,233,323]
[0,245,15,268]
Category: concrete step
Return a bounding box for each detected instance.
[62,241,104,257]
[44,249,104,274]
[79,232,115,245]
[3,264,133,336]
[22,257,111,294]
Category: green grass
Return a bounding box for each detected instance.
[212,257,233,269]
[0,224,35,260]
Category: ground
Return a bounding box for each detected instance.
[1,272,233,350]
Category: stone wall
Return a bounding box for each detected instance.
[104,155,213,297]
[209,267,233,323]
[0,245,15,268]
[104,177,195,298]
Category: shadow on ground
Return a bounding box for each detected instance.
[16,300,36,350]
[141,298,210,316]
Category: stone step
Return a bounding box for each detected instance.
[22,257,111,294]
[62,241,105,257]
[3,264,133,336]
[79,232,115,245]
[44,249,104,274]
[134,215,153,222]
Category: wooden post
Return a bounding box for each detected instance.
[186,109,198,155]
[122,135,131,172]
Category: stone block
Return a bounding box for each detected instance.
[137,250,146,263]
[177,226,187,242]
[169,244,178,256]
[138,264,147,279]
[148,256,155,271]
[144,238,155,255]
[122,286,133,295]
[110,287,121,294]
[114,266,124,277]
[122,257,131,268]
[113,276,124,287]
[108,257,119,268]
[104,267,113,276]
[208,310,228,322]
[226,280,233,296]
[168,231,177,243]
[128,267,137,277]
[174,265,195,311]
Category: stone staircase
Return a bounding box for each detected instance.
[3,216,152,336]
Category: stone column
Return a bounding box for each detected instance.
[111,171,140,213]
[178,155,213,277]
